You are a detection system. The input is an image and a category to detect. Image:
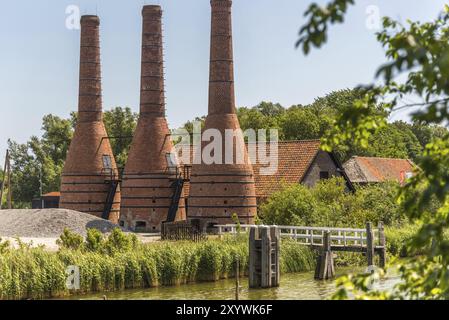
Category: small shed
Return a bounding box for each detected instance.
[32,192,60,209]
[343,156,416,185]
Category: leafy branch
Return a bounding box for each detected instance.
[298,1,449,300]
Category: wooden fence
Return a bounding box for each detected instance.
[217,224,383,250]
[161,221,206,242]
[217,222,387,280]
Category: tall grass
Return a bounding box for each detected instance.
[0,233,315,300]
[280,239,316,273]
[0,224,427,300]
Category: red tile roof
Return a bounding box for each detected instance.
[42,192,61,197]
[177,140,323,199]
[251,140,322,198]
[343,156,416,184]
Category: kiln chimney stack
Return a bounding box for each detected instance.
[60,15,121,222]
[120,6,186,232]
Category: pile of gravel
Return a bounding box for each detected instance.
[0,209,123,238]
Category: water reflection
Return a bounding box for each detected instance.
[66,265,400,300]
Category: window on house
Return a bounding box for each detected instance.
[320,171,330,180]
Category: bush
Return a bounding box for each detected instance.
[385,224,421,257]
[57,227,138,255]
[0,238,10,254]
[85,229,104,252]
[260,182,316,226]
[56,229,84,250]
[103,228,138,255]
[260,178,406,228]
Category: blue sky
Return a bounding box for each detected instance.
[0,0,448,161]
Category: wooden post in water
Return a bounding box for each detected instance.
[260,226,271,288]
[249,226,280,288]
[271,227,280,287]
[315,230,335,280]
[378,221,386,268]
[366,222,375,267]
[249,227,259,288]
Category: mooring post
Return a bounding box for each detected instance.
[366,222,375,267]
[271,226,280,287]
[249,227,259,288]
[260,226,272,288]
[315,230,335,280]
[378,221,386,268]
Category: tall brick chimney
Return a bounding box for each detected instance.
[60,15,121,223]
[120,5,186,232]
[188,0,257,226]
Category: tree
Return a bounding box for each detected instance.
[182,90,441,162]
[391,121,423,160]
[280,106,321,140]
[7,139,40,207]
[181,116,206,136]
[6,107,137,207]
[28,115,74,194]
[255,101,285,117]
[103,107,138,168]
[411,121,448,149]
[297,0,449,299]
[260,178,404,228]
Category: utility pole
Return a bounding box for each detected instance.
[0,150,8,209]
[6,152,11,209]
[0,150,11,210]
[39,164,44,209]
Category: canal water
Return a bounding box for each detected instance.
[68,266,400,300]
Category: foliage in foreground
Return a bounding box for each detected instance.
[298,0,449,300]
[0,229,315,300]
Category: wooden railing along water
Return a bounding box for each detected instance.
[217,222,386,280]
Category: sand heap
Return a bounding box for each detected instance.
[0,209,122,238]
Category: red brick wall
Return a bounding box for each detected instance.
[189,0,257,225]
[60,16,121,223]
[120,6,186,232]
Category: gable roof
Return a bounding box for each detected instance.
[177,140,352,199]
[252,140,322,198]
[43,192,61,198]
[343,156,416,184]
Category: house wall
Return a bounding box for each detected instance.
[32,196,60,209]
[302,151,342,187]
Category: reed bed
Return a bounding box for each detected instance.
[0,231,315,300]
